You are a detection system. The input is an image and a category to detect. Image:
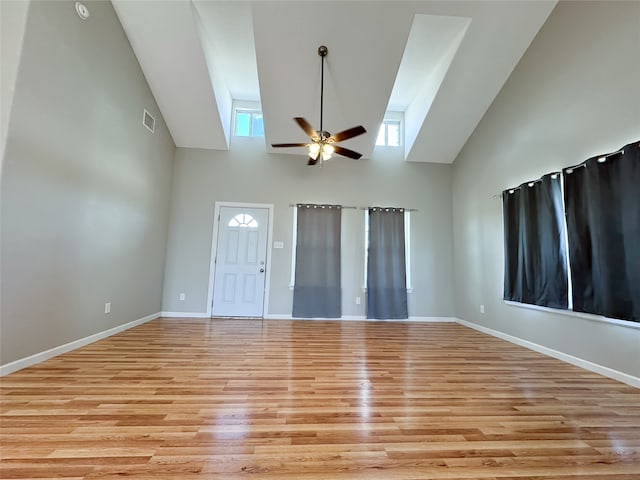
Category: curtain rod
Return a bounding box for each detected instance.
[493,172,561,198]
[359,207,418,212]
[288,203,418,212]
[492,141,638,199]
[565,144,633,173]
[288,203,357,209]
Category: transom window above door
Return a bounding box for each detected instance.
[228,213,258,228]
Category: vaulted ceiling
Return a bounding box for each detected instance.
[112,1,556,164]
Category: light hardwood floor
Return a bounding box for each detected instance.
[1,318,639,479]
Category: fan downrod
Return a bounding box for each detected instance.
[270,44,366,165]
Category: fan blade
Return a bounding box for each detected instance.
[334,145,362,160]
[271,143,308,148]
[307,157,319,166]
[294,117,319,139]
[329,125,366,143]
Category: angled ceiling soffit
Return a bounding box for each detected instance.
[386,14,471,161]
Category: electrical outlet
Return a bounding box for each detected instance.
[355,297,361,305]
[104,302,111,314]
[480,304,485,314]
[179,293,186,301]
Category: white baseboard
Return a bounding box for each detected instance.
[160,311,210,318]
[409,316,457,323]
[263,314,456,322]
[159,312,456,323]
[0,312,160,376]
[456,318,640,388]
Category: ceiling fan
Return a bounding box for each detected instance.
[271,45,367,166]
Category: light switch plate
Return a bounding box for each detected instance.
[273,241,284,249]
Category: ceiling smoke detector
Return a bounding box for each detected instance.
[75,2,90,20]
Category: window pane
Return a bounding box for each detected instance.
[502,174,568,309]
[367,208,408,319]
[293,205,342,318]
[376,124,386,146]
[252,114,264,137]
[387,123,400,147]
[235,112,250,136]
[564,143,640,321]
[229,213,258,228]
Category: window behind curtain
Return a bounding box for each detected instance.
[563,142,640,322]
[367,207,408,319]
[292,204,341,318]
[502,173,568,309]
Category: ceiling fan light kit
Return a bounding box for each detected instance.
[271,45,366,166]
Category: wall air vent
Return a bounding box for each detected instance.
[143,109,155,133]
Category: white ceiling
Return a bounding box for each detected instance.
[112,0,557,163]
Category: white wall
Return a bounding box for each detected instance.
[1,0,175,365]
[0,0,30,165]
[452,1,640,378]
[4,0,636,384]
[162,139,454,318]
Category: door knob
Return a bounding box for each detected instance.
[259,268,265,273]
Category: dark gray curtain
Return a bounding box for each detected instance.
[563,141,640,322]
[292,204,341,318]
[502,173,568,309]
[367,207,408,319]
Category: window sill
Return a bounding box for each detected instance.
[290,286,415,294]
[504,300,640,330]
[361,287,413,294]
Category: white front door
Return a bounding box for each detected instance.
[212,206,269,317]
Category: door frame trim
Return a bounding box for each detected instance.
[206,202,274,317]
